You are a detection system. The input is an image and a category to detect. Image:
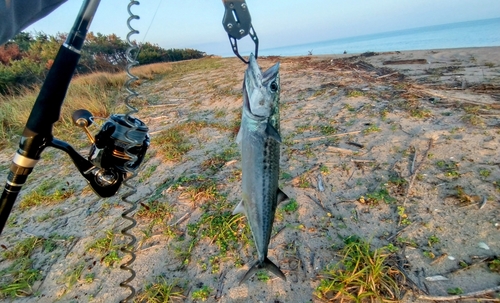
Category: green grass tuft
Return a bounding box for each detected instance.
[86,230,122,267]
[191,285,212,302]
[0,237,44,299]
[315,236,403,302]
[358,187,396,205]
[281,198,299,213]
[201,146,239,172]
[135,276,185,303]
[19,179,74,209]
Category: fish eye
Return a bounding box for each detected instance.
[269,81,278,92]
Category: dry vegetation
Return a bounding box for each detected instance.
[0,62,173,148]
[0,48,499,302]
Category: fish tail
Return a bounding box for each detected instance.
[239,257,287,285]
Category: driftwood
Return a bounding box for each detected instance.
[418,87,500,111]
[383,59,428,65]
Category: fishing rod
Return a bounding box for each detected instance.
[0,0,101,234]
[0,0,149,235]
[0,1,149,301]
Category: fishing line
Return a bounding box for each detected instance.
[140,0,163,45]
[133,0,163,60]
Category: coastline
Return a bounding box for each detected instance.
[305,46,500,86]
[255,17,500,58]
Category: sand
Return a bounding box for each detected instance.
[0,46,499,302]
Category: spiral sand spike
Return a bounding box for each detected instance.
[118,1,141,302]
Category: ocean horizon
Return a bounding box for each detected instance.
[252,17,500,57]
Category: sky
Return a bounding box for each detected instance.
[25,0,500,56]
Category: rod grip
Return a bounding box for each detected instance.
[25,45,80,135]
[0,170,30,235]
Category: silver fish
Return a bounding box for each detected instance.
[233,54,288,284]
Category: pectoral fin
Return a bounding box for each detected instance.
[236,126,243,144]
[277,188,289,204]
[232,200,246,216]
[266,122,282,143]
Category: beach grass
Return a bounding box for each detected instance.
[315,236,403,302]
[0,60,196,148]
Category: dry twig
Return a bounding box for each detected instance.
[447,258,491,275]
[418,285,500,301]
[170,212,190,227]
[386,223,413,241]
[305,193,331,215]
[327,146,356,154]
[215,270,227,301]
[350,159,376,163]
[293,130,361,143]
[288,164,320,185]
[377,71,399,79]
[403,137,434,207]
[430,253,449,265]
[410,146,417,174]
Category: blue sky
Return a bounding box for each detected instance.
[26,0,500,56]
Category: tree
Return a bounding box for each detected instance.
[0,44,22,65]
[10,32,34,52]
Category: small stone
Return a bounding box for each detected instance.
[478,242,490,250]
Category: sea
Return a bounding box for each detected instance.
[258,17,500,57]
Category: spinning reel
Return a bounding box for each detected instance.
[70,109,150,198]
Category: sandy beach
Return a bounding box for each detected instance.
[0,46,499,302]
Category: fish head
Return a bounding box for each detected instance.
[243,54,280,119]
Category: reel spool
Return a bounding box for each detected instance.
[90,114,149,173]
[72,109,150,193]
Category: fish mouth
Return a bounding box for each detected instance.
[243,54,280,119]
[243,54,266,119]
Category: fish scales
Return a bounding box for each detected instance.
[234,54,288,284]
[242,125,279,253]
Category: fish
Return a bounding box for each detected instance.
[233,53,288,284]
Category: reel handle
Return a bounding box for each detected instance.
[73,109,95,143]
[72,109,94,127]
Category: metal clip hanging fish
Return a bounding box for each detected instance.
[222,0,259,64]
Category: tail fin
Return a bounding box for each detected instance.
[239,257,287,285]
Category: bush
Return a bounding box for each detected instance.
[0,31,206,96]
